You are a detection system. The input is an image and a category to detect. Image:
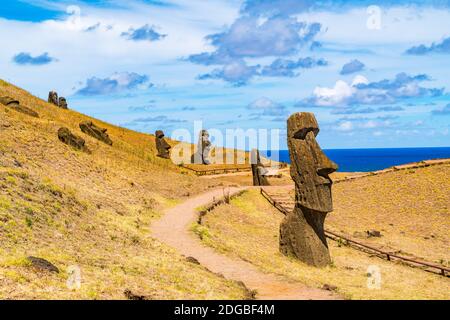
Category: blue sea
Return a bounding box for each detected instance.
[262,147,450,172]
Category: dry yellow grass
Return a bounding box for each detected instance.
[0,79,248,299]
[330,164,450,265]
[198,190,450,300]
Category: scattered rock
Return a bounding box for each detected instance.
[322,284,338,291]
[155,130,171,159]
[58,97,68,109]
[79,121,113,145]
[280,112,338,268]
[27,256,59,273]
[186,256,200,265]
[124,289,147,300]
[367,230,382,238]
[58,127,90,152]
[48,91,59,106]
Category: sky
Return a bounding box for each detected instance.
[0,0,449,150]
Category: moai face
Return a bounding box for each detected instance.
[58,97,68,109]
[155,130,171,159]
[287,113,338,213]
[48,91,58,106]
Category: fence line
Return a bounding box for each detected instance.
[260,188,449,277]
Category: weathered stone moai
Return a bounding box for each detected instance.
[79,121,113,145]
[0,96,39,118]
[155,130,171,159]
[58,97,68,109]
[191,129,212,165]
[48,91,59,106]
[279,112,338,267]
[251,149,269,186]
[58,127,89,152]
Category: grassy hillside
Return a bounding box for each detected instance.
[0,79,249,299]
[197,187,450,299]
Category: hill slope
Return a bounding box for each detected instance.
[0,80,248,299]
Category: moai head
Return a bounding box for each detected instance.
[58,97,68,109]
[155,130,171,159]
[287,112,338,213]
[48,91,58,106]
[250,149,269,186]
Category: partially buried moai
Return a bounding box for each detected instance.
[48,91,59,106]
[251,149,269,186]
[155,130,171,159]
[279,112,338,267]
[191,130,211,165]
[58,97,68,109]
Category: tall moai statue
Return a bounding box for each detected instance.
[48,91,59,106]
[279,112,338,267]
[155,130,171,159]
[251,149,269,186]
[191,129,212,165]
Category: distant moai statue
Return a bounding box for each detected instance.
[155,130,171,159]
[191,129,212,165]
[58,97,68,109]
[279,112,338,267]
[79,121,113,145]
[48,91,59,106]
[251,149,269,186]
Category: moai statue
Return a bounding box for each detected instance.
[79,121,113,145]
[155,130,171,159]
[58,97,68,109]
[57,127,90,153]
[279,112,338,267]
[48,91,59,106]
[191,130,212,165]
[251,149,269,186]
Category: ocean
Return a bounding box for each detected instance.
[262,147,450,172]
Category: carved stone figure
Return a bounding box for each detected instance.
[48,91,59,106]
[58,97,68,109]
[155,130,171,159]
[191,129,211,165]
[58,127,89,152]
[279,112,338,267]
[0,96,39,118]
[251,149,269,186]
[79,121,113,145]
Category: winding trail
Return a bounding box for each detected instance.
[151,187,339,300]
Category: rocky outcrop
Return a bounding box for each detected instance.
[251,149,269,186]
[58,127,90,152]
[191,130,212,165]
[0,96,39,118]
[155,130,171,159]
[280,112,338,267]
[79,121,113,145]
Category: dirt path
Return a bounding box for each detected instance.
[151,187,339,300]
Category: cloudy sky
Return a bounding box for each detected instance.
[1,0,449,149]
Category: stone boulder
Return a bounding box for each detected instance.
[27,256,59,273]
[58,127,89,152]
[79,121,113,145]
[0,96,39,118]
[48,91,59,106]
